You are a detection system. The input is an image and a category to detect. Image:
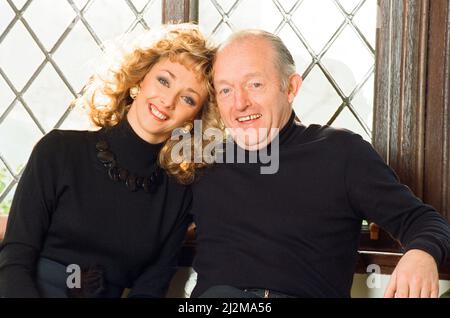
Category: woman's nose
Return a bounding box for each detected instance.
[160,93,176,109]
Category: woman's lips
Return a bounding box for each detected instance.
[148,103,169,122]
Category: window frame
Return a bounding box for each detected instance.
[358,0,450,277]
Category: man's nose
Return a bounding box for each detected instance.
[235,88,250,111]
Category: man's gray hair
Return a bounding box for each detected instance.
[219,29,297,90]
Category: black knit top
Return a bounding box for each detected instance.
[0,119,191,297]
[191,111,450,298]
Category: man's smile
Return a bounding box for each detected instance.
[236,113,262,124]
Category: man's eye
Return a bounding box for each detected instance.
[220,88,231,95]
[182,96,195,106]
[158,77,169,87]
[251,82,263,88]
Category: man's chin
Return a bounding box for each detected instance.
[234,135,270,151]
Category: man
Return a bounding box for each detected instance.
[190,30,450,298]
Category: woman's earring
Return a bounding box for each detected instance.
[130,86,140,100]
[180,161,190,171]
[181,122,193,134]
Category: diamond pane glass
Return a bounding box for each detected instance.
[198,0,377,145]
[0,184,16,216]
[0,0,163,213]
[0,1,15,35]
[23,0,76,51]
[23,63,75,132]
[10,0,28,10]
[353,0,378,49]
[84,0,136,43]
[53,22,103,91]
[0,76,15,117]
[0,102,43,175]
[352,73,374,132]
[277,24,312,75]
[132,0,153,12]
[295,66,342,125]
[72,0,89,10]
[143,0,163,29]
[321,25,374,96]
[332,106,371,141]
[199,0,223,37]
[337,0,362,13]
[0,160,14,200]
[0,20,45,91]
[214,0,239,14]
[292,0,344,54]
[228,0,283,32]
[278,0,301,12]
[59,104,92,131]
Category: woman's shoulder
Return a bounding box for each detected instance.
[33,129,100,157]
[38,128,99,146]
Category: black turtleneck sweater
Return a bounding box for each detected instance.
[0,119,191,298]
[190,111,450,298]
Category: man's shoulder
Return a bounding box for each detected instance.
[296,122,361,146]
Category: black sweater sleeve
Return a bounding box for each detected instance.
[345,134,450,265]
[0,131,66,297]
[127,190,192,298]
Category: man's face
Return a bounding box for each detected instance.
[213,37,299,149]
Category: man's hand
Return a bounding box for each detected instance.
[384,249,439,298]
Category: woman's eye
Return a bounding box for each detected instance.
[158,77,169,87]
[182,96,195,106]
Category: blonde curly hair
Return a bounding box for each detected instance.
[74,24,222,184]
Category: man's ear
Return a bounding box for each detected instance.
[287,73,302,104]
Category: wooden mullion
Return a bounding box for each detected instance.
[162,0,198,24]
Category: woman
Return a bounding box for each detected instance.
[0,25,218,298]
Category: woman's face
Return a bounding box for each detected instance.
[127,58,208,144]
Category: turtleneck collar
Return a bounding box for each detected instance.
[229,109,302,154]
[101,118,164,174]
[278,110,300,146]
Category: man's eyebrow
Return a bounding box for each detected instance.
[214,79,231,86]
[244,72,264,78]
[215,73,265,85]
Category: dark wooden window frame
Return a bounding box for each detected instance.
[166,0,450,278]
[359,0,450,278]
[162,0,198,24]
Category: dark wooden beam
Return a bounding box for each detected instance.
[373,0,429,197]
[424,0,450,221]
[162,0,198,24]
[373,0,450,219]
